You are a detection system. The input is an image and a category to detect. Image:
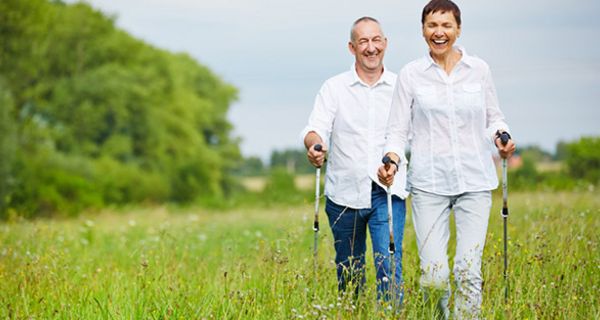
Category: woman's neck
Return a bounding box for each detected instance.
[431,48,462,75]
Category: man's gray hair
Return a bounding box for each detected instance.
[350,16,381,42]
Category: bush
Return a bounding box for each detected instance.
[261,167,307,205]
[94,157,169,204]
[0,81,16,215]
[9,151,104,218]
[508,154,541,189]
[565,136,600,184]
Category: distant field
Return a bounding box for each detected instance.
[241,174,316,192]
[536,161,563,172]
[1,191,598,319]
[240,176,268,192]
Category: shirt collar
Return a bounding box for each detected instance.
[421,45,474,71]
[349,64,394,87]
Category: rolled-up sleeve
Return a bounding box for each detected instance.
[300,81,337,147]
[384,67,412,164]
[483,66,509,141]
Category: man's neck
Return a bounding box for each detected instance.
[356,65,384,86]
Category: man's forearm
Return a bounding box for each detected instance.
[304,131,323,150]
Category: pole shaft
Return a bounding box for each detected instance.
[313,168,321,259]
[387,187,395,251]
[386,186,396,302]
[502,159,508,209]
[382,156,397,304]
[502,158,509,303]
[504,216,508,301]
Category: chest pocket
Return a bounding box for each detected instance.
[461,83,483,107]
[415,86,437,109]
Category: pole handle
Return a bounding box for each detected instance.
[313,144,323,169]
[382,155,397,171]
[382,155,391,167]
[497,131,511,146]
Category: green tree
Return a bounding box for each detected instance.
[261,167,304,204]
[565,136,600,184]
[234,157,266,176]
[518,145,553,163]
[508,154,540,189]
[270,148,314,174]
[554,141,568,161]
[0,0,241,216]
[0,81,17,215]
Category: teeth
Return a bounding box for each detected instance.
[433,39,447,44]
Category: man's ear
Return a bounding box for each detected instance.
[348,41,356,55]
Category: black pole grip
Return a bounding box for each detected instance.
[502,207,509,217]
[497,132,510,146]
[313,221,319,231]
[314,144,322,152]
[382,156,391,170]
[500,133,509,146]
[389,242,395,254]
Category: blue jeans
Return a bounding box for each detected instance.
[325,182,406,304]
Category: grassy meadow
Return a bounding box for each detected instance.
[1,188,598,319]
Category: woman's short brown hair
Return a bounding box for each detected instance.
[421,0,461,26]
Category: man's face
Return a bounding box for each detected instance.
[349,20,387,73]
[422,10,461,58]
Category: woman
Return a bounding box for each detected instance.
[378,0,515,318]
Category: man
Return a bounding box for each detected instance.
[378,0,516,318]
[301,17,407,304]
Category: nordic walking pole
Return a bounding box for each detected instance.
[498,132,510,303]
[313,144,323,272]
[382,156,396,300]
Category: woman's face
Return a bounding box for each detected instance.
[422,10,461,58]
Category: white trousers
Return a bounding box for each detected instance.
[411,188,491,319]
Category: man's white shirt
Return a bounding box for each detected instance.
[301,66,408,209]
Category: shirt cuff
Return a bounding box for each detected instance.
[300,126,329,148]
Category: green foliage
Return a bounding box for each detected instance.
[0,81,17,213]
[518,145,553,163]
[506,139,600,191]
[261,168,306,205]
[565,136,600,184]
[508,154,542,189]
[554,141,569,161]
[94,157,169,204]
[508,156,579,191]
[234,156,266,176]
[10,150,103,217]
[0,0,240,217]
[270,148,315,174]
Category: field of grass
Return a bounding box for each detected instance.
[1,190,598,319]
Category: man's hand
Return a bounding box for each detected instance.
[495,132,516,159]
[307,144,327,168]
[378,154,399,187]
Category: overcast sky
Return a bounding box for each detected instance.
[72,0,600,160]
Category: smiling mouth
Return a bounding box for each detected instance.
[432,39,448,45]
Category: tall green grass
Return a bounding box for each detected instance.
[1,190,598,319]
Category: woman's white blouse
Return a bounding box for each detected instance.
[384,46,509,196]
